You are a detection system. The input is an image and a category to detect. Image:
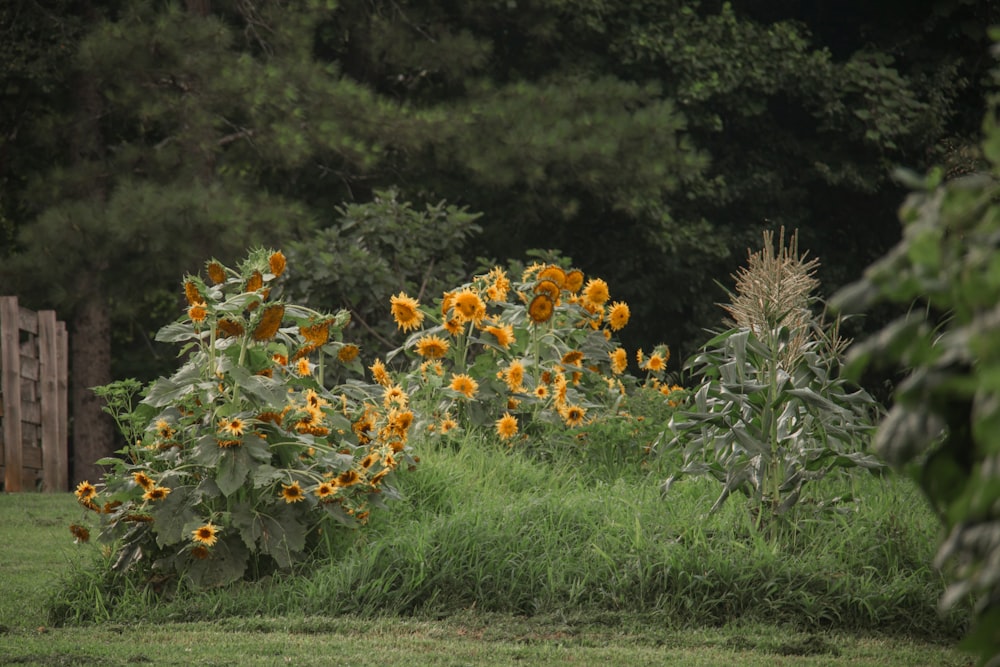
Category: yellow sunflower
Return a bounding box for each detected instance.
[252,303,285,341]
[608,301,630,331]
[74,481,97,503]
[269,251,287,277]
[183,279,203,306]
[495,412,519,441]
[564,269,585,293]
[383,384,409,409]
[449,373,479,399]
[609,347,628,375]
[439,415,458,433]
[502,360,526,392]
[452,288,486,324]
[533,279,561,302]
[483,323,515,349]
[415,334,450,359]
[561,350,584,367]
[245,270,264,293]
[528,294,554,324]
[338,343,360,362]
[316,481,338,500]
[218,417,246,438]
[583,278,610,307]
[390,292,425,332]
[188,303,207,323]
[143,486,171,502]
[537,265,566,288]
[133,472,155,490]
[207,260,227,285]
[191,522,220,547]
[561,404,587,427]
[281,481,305,503]
[369,358,391,386]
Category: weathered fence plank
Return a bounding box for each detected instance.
[0,296,69,492]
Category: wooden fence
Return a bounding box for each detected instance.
[0,296,69,492]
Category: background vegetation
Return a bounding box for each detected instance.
[2,0,996,483]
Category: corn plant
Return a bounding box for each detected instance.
[661,230,883,524]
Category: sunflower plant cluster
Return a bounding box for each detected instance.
[73,249,415,589]
[377,260,682,448]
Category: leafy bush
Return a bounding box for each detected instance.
[832,67,1000,661]
[662,229,883,525]
[74,249,415,589]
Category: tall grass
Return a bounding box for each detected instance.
[50,430,968,640]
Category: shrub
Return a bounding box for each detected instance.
[74,249,415,589]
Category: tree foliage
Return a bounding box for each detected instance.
[832,49,1000,663]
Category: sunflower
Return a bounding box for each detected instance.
[609,348,628,375]
[452,288,485,324]
[561,404,587,427]
[269,251,287,277]
[281,481,305,503]
[608,301,630,331]
[296,358,312,377]
[245,270,264,293]
[218,417,246,438]
[183,279,203,306]
[443,317,464,336]
[533,279,561,301]
[528,294,554,324]
[363,359,387,387]
[207,260,227,285]
[390,292,425,332]
[415,334,450,359]
[216,318,245,338]
[252,303,285,341]
[273,353,288,366]
[564,269,585,293]
[449,373,479,399]
[300,319,331,347]
[439,415,458,434]
[495,412,519,440]
[191,522,220,547]
[338,343,360,362]
[537,265,566,288]
[583,278,610,307]
[133,472,155,490]
[387,409,414,438]
[143,486,171,502]
[188,303,207,323]
[534,384,549,400]
[316,481,338,500]
[501,360,526,392]
[383,384,409,409]
[74,481,97,503]
[155,419,176,440]
[483,323,515,349]
[360,452,380,469]
[190,545,210,560]
[420,360,445,378]
[485,267,511,302]
[561,350,584,367]
[643,352,667,372]
[337,469,362,487]
[69,523,90,544]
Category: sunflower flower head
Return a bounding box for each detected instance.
[191,522,220,547]
[390,292,425,332]
[495,412,519,441]
[269,251,287,277]
[415,334,450,359]
[281,481,305,503]
[252,303,285,341]
[583,278,610,308]
[608,301,630,331]
[449,373,479,399]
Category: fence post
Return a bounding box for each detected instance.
[1,296,24,492]
[57,320,69,490]
[38,310,67,492]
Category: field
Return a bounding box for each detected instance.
[0,437,976,666]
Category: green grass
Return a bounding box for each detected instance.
[0,433,979,666]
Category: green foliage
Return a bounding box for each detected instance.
[283,187,482,364]
[832,70,1000,662]
[663,230,883,523]
[73,250,414,590]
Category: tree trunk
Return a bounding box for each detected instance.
[69,0,115,486]
[70,289,115,485]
